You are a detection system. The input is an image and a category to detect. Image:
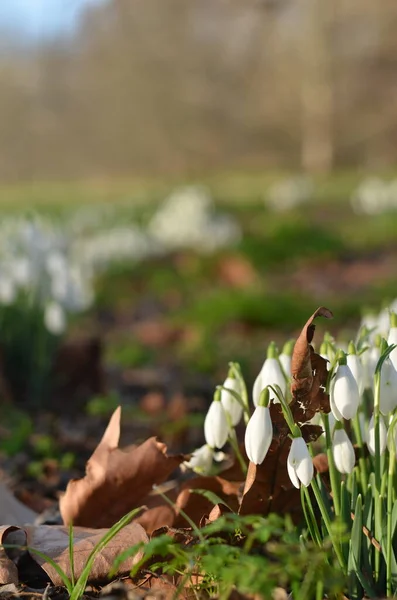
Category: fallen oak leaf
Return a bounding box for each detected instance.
[60,407,186,528]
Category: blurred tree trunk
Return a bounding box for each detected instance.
[300,0,334,173]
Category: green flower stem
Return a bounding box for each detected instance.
[302,485,322,547]
[352,412,368,493]
[322,412,341,517]
[373,372,382,492]
[374,493,382,584]
[310,477,347,572]
[229,362,251,424]
[386,416,397,598]
[227,422,248,475]
[386,463,395,597]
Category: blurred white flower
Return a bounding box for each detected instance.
[388,326,397,370]
[332,428,355,474]
[366,413,387,456]
[220,376,243,426]
[44,301,66,335]
[379,358,397,415]
[0,275,16,305]
[244,405,273,465]
[184,444,214,474]
[287,437,313,488]
[204,399,229,449]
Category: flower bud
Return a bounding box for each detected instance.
[253,342,286,406]
[330,359,359,421]
[388,313,397,370]
[204,397,229,449]
[221,376,243,426]
[332,427,355,474]
[244,405,273,465]
[287,437,313,488]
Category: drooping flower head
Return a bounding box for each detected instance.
[244,387,273,465]
[253,342,286,406]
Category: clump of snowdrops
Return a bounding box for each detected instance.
[186,306,397,599]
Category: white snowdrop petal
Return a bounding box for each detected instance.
[347,354,364,396]
[332,429,355,474]
[204,401,229,449]
[287,437,313,488]
[379,359,397,415]
[253,358,286,406]
[244,406,273,465]
[331,364,359,420]
[388,328,397,370]
[366,414,387,456]
[287,456,300,489]
[221,377,243,426]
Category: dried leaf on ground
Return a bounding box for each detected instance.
[290,307,333,422]
[60,407,186,528]
[1,523,148,586]
[0,483,37,526]
[239,439,301,520]
[0,527,20,585]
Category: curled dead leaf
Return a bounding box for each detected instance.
[290,307,333,422]
[60,407,186,528]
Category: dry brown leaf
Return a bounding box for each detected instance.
[60,407,185,528]
[0,482,37,526]
[238,438,301,520]
[290,307,333,423]
[174,476,240,528]
[0,527,20,585]
[1,523,148,586]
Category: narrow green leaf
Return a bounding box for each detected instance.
[69,522,75,588]
[188,488,234,513]
[375,343,397,375]
[348,495,363,600]
[69,507,143,600]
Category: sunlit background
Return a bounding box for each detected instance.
[0,0,397,465]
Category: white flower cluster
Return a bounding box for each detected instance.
[186,302,397,490]
[351,177,397,215]
[0,216,92,334]
[147,186,241,253]
[266,176,313,212]
[0,186,240,333]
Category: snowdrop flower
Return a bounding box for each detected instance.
[204,393,229,449]
[244,389,273,465]
[366,413,387,456]
[332,426,355,474]
[0,275,16,305]
[379,358,397,415]
[279,339,294,378]
[361,344,381,390]
[44,301,66,335]
[184,444,214,474]
[253,342,286,406]
[221,375,243,426]
[287,436,313,488]
[388,312,397,370]
[347,342,365,396]
[330,354,359,420]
